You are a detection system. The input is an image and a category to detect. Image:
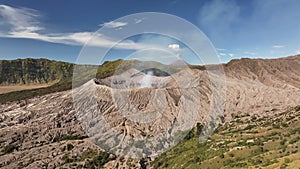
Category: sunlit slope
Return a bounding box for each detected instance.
[153,106,300,169]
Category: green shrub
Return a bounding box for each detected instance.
[244,125,255,130]
[284,158,291,163]
[273,124,280,129]
[84,151,116,168]
[289,136,300,144]
[223,159,234,166]
[295,105,300,111]
[66,144,74,151]
[280,139,287,145]
[54,134,88,142]
[2,145,18,154]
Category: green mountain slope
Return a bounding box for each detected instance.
[0,58,74,85]
[0,58,96,103]
[153,106,300,169]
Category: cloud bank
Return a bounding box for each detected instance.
[0,4,149,50]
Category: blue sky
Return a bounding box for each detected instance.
[1,0,300,64]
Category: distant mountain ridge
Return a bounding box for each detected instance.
[0,58,180,103]
[0,58,180,86]
[169,59,189,66]
[0,55,299,104]
[0,58,74,85]
[225,55,300,88]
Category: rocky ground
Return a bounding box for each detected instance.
[0,56,299,168]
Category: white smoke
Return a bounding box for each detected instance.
[140,70,153,88]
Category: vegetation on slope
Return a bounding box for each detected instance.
[96,59,181,78]
[60,148,116,168]
[0,59,122,103]
[153,106,300,169]
[0,58,74,85]
[0,58,183,103]
[0,63,97,103]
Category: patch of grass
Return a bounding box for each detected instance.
[85,151,116,168]
[80,149,98,160]
[54,134,88,142]
[62,149,115,168]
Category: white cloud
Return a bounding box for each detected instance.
[0,4,43,34]
[0,4,155,50]
[100,21,128,28]
[0,3,224,65]
[218,52,234,58]
[272,45,285,48]
[168,44,180,51]
[219,53,226,56]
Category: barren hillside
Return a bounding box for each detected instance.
[224,56,300,119]
[0,56,299,168]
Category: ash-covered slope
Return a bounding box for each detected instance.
[0,56,300,168]
[73,68,222,158]
[0,70,219,168]
[225,55,300,88]
[0,67,219,168]
[223,55,300,119]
